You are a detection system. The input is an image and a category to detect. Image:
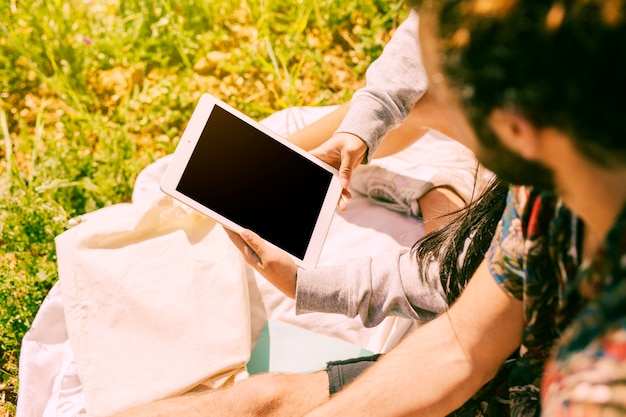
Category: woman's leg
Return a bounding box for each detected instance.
[418,187,465,235]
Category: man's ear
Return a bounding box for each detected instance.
[488,109,540,159]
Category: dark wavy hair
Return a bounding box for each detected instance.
[413,175,508,304]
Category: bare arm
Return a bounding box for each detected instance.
[304,260,524,417]
[286,103,351,151]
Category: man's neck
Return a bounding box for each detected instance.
[558,163,626,241]
[539,128,626,241]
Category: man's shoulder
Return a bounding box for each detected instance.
[488,185,568,283]
[505,185,565,233]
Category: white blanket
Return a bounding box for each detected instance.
[16,106,475,417]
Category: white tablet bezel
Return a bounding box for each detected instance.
[160,93,342,269]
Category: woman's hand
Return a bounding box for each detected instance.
[225,228,298,299]
[310,132,367,211]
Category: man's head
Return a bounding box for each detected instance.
[413,0,626,190]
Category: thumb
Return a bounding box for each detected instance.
[240,229,264,259]
[338,150,356,190]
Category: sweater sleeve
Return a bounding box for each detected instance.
[335,9,428,162]
[295,248,448,327]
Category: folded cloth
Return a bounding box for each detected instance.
[54,191,252,417]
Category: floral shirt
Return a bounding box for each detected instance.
[486,186,626,416]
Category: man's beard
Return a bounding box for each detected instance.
[473,119,556,191]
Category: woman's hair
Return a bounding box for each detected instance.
[413,175,508,304]
[412,176,512,416]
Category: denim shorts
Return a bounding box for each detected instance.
[326,353,383,395]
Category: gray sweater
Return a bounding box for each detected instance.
[295,11,449,327]
[296,249,448,327]
[335,9,427,162]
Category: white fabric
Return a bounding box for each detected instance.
[15,106,465,417]
[20,176,254,417]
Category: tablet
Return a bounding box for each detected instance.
[160,93,343,269]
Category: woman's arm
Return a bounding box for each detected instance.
[296,248,448,326]
[285,10,433,192]
[336,9,427,161]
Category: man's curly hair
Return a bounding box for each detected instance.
[413,0,626,166]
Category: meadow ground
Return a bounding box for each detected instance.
[0,0,407,414]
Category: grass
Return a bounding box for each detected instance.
[0,0,408,414]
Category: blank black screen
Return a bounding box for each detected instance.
[176,105,333,260]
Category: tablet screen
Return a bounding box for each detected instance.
[175,104,333,261]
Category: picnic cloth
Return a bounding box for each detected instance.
[15,105,478,417]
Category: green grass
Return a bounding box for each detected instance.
[0,0,408,413]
